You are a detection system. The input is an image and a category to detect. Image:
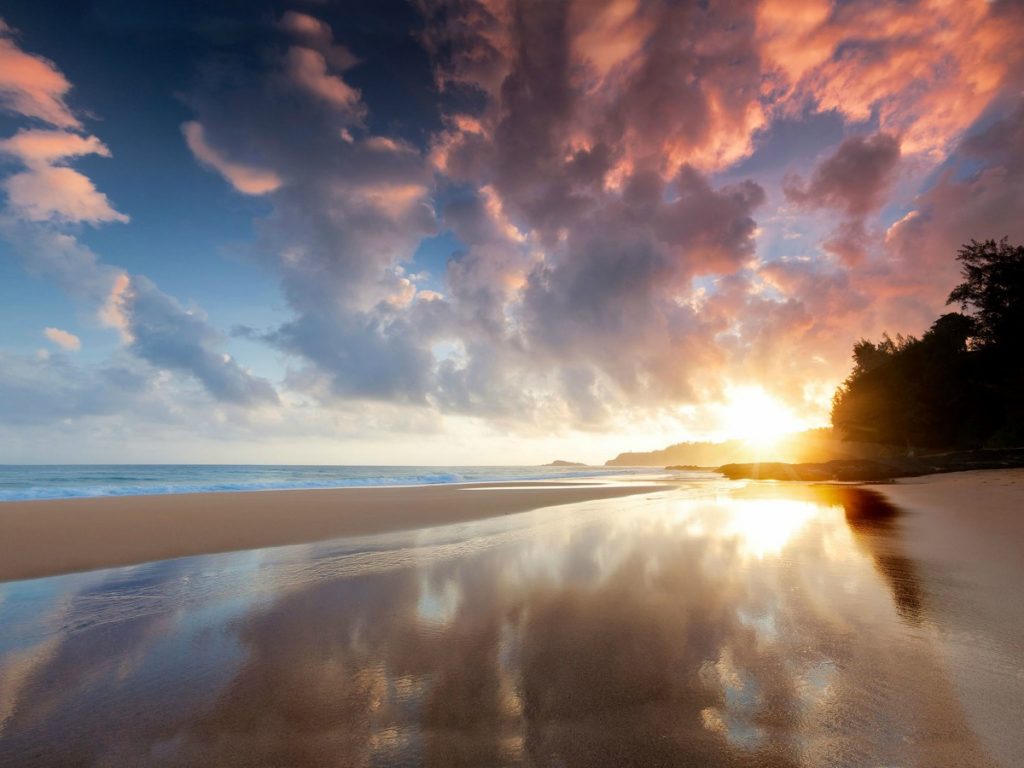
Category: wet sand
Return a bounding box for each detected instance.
[870,469,1024,767]
[872,468,1024,562]
[2,480,1019,766]
[0,480,664,583]
[0,472,1021,766]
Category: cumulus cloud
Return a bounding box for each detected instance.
[43,326,80,351]
[3,223,279,407]
[0,30,278,409]
[170,0,1024,429]
[114,275,280,406]
[884,101,1024,302]
[784,133,902,217]
[3,165,129,224]
[0,350,153,426]
[783,132,901,266]
[0,129,108,163]
[7,0,1022,445]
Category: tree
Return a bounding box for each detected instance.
[832,239,1024,450]
[947,238,1024,350]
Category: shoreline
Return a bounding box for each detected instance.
[0,480,665,583]
[717,448,1024,482]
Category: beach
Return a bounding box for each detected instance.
[869,470,1024,767]
[0,479,665,583]
[1,469,1023,765]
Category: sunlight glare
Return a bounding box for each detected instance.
[721,498,820,559]
[720,386,805,448]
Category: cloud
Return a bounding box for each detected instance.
[0,129,108,163]
[6,0,1018,443]
[284,46,363,115]
[782,132,901,266]
[0,30,278,410]
[0,20,80,128]
[182,23,441,406]
[3,165,129,224]
[784,133,902,217]
[884,101,1024,303]
[0,128,128,224]
[3,223,279,407]
[363,136,417,154]
[182,120,282,195]
[757,0,1024,157]
[115,275,279,406]
[43,326,80,351]
[0,350,153,426]
[278,11,360,71]
[174,0,1024,429]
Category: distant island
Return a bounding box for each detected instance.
[605,428,902,467]
[545,460,587,467]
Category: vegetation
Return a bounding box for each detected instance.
[832,239,1024,450]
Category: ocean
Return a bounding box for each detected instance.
[0,464,670,502]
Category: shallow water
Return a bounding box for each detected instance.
[0,464,668,501]
[0,483,1018,767]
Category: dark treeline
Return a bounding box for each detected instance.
[832,239,1024,450]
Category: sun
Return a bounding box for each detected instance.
[719,386,806,448]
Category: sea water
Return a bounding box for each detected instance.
[0,464,673,502]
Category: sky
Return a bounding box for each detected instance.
[1,0,1023,464]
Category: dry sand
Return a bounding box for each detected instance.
[0,480,664,583]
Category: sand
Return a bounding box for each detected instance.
[870,469,1024,767]
[0,480,664,583]
[872,468,1024,558]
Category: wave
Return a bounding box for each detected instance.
[0,466,653,502]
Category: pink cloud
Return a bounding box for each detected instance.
[98,272,133,341]
[0,21,80,128]
[3,165,128,224]
[0,129,109,163]
[759,0,1024,157]
[182,121,282,196]
[0,128,127,224]
[363,136,417,154]
[43,326,80,351]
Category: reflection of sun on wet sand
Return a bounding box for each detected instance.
[0,472,1022,766]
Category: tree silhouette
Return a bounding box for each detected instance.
[948,238,1024,351]
[832,239,1024,450]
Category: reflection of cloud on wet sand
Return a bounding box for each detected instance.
[0,487,1001,766]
